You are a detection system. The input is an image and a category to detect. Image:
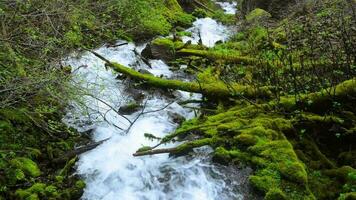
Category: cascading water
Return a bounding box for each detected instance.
[181,17,233,47]
[64,2,256,200]
[215,1,238,14]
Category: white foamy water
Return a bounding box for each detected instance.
[182,18,233,47]
[215,1,238,14]
[181,1,237,47]
[64,5,250,200]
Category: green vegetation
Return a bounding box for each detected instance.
[1,0,355,199]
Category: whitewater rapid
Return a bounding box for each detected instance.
[63,2,253,200]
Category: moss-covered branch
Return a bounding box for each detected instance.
[133,138,214,156]
[91,51,271,99]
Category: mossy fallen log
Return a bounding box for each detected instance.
[177,48,257,65]
[91,51,272,99]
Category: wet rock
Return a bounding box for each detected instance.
[168,111,186,124]
[141,44,153,59]
[119,102,142,115]
[126,88,145,102]
[142,38,182,62]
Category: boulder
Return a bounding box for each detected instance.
[142,38,183,62]
[168,111,186,124]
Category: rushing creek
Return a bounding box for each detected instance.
[63,2,255,200]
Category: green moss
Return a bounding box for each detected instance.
[250,175,280,193]
[212,11,236,25]
[75,180,86,189]
[59,157,77,176]
[137,146,152,152]
[192,8,208,18]
[245,8,272,23]
[15,183,46,200]
[163,0,194,27]
[235,133,258,146]
[44,185,59,197]
[324,166,356,180]
[15,183,63,199]
[278,161,307,184]
[308,170,339,199]
[10,157,41,177]
[176,31,192,37]
[25,194,39,200]
[265,188,288,200]
[339,192,356,200]
[178,48,256,65]
[173,138,215,154]
[105,61,271,99]
[0,108,29,123]
[172,105,314,199]
[213,147,232,164]
[14,169,26,181]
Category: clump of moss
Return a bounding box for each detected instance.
[152,38,184,52]
[176,31,192,37]
[14,180,85,200]
[192,8,208,18]
[163,0,194,27]
[265,188,288,200]
[10,157,41,177]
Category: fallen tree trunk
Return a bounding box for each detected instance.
[177,49,257,65]
[91,51,272,99]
